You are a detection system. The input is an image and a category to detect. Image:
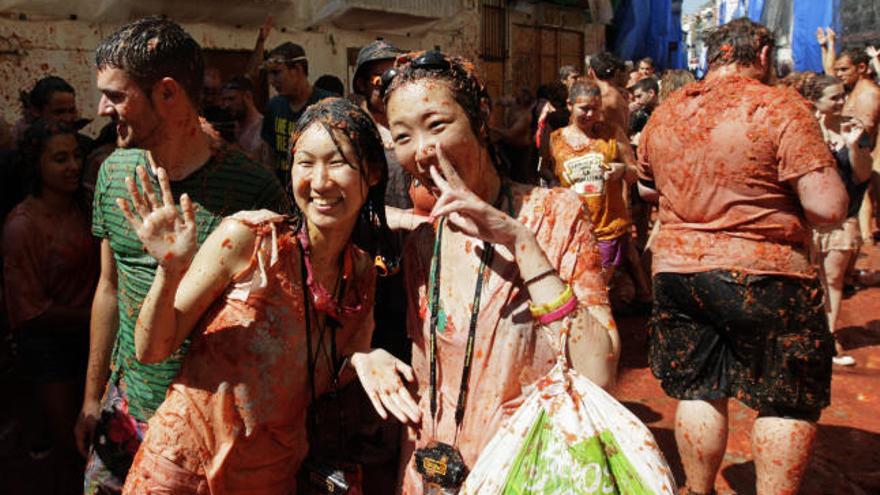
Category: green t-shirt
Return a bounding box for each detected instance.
[92,146,290,421]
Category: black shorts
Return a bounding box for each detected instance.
[649,270,834,422]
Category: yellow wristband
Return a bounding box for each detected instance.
[529,284,574,317]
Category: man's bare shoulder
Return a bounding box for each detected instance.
[853,78,880,97]
[846,78,880,129]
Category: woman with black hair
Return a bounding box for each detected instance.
[2,118,98,487]
[118,98,397,494]
[357,51,618,494]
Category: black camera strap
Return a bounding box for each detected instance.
[428,217,494,439]
[427,183,512,441]
[299,233,347,454]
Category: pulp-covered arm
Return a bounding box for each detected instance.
[117,166,255,363]
[428,145,619,387]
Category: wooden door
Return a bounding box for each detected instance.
[511,24,584,93]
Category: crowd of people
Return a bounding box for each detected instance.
[0,12,878,495]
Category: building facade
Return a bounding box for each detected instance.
[0,0,605,136]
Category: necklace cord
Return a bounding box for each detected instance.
[427,182,512,444]
[299,229,347,455]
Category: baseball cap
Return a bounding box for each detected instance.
[353,39,401,95]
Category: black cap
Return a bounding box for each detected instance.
[353,39,401,95]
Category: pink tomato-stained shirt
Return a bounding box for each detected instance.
[123,211,376,495]
[2,197,98,328]
[400,184,610,494]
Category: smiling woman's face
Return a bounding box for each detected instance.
[386,79,489,197]
[291,123,374,233]
[40,133,82,194]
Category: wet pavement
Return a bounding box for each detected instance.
[614,242,880,495]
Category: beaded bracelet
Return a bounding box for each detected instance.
[529,284,574,318]
[538,294,579,325]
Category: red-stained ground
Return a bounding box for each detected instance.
[2,245,878,494]
[614,242,880,495]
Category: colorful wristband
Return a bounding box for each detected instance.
[538,294,579,325]
[529,284,574,317]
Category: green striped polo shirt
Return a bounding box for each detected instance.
[92,146,289,422]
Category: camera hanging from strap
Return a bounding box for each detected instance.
[416,183,513,492]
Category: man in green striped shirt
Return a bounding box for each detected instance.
[77,17,289,494]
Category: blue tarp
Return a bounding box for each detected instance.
[613,0,651,62]
[748,0,765,22]
[612,0,685,70]
[667,5,687,69]
[792,0,841,72]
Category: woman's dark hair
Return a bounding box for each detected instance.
[782,72,842,102]
[29,76,75,111]
[384,51,491,139]
[289,97,397,272]
[314,74,345,96]
[567,78,602,102]
[18,118,88,213]
[659,69,696,101]
[589,52,626,82]
[382,50,507,174]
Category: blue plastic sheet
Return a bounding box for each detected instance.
[612,0,649,62]
[792,0,841,72]
[748,0,765,22]
[612,0,684,70]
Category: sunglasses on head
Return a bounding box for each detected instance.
[379,50,451,98]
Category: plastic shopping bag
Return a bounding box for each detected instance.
[460,359,676,495]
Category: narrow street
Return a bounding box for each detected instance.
[615,242,880,495]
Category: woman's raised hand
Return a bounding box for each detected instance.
[351,349,421,424]
[117,165,198,273]
[841,117,867,148]
[815,27,827,46]
[428,144,524,248]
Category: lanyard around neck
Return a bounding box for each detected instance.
[427,182,513,435]
[299,241,343,404]
[428,217,495,433]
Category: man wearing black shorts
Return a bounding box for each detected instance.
[638,18,848,495]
